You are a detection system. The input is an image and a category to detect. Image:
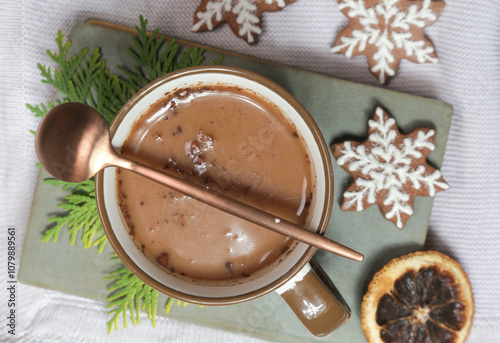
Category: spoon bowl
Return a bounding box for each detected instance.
[35,102,112,183]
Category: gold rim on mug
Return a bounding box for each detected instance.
[95,65,334,305]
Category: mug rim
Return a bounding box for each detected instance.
[95,65,334,305]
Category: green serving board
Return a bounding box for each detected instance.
[19,21,453,342]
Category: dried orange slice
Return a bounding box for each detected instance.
[361,251,474,343]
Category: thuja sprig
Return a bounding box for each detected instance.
[41,178,108,252]
[30,16,221,331]
[105,256,160,333]
[105,256,198,333]
[119,15,222,92]
[40,31,105,103]
[91,69,134,125]
[28,30,122,252]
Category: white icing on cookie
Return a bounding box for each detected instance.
[193,0,290,43]
[335,106,449,229]
[233,0,262,43]
[193,0,233,31]
[331,0,442,84]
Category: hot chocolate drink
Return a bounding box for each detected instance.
[116,85,314,281]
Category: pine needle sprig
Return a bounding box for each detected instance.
[105,255,160,333]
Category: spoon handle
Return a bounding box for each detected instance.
[112,154,363,262]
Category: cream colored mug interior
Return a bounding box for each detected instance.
[99,66,331,302]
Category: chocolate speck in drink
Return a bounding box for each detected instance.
[116,85,314,281]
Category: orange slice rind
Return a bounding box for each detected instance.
[361,251,474,343]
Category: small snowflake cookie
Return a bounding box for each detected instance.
[192,0,296,44]
[331,0,445,84]
[332,106,449,229]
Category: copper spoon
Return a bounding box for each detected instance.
[35,102,363,262]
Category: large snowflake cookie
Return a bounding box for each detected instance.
[332,106,449,229]
[192,0,296,44]
[331,0,445,84]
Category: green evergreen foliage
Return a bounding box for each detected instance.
[119,16,220,92]
[42,178,107,252]
[41,31,105,103]
[28,15,220,331]
[29,30,129,251]
[105,255,160,332]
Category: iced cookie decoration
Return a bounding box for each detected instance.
[331,0,445,84]
[331,106,449,229]
[192,0,296,44]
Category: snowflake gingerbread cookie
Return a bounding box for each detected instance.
[192,0,296,44]
[331,0,445,84]
[332,106,449,229]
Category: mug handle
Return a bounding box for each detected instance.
[275,261,351,338]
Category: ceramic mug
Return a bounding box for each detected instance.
[95,66,351,337]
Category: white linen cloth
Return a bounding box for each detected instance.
[1,0,499,342]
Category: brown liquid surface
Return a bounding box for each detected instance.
[117,85,313,281]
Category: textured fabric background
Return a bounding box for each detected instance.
[1,0,499,342]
